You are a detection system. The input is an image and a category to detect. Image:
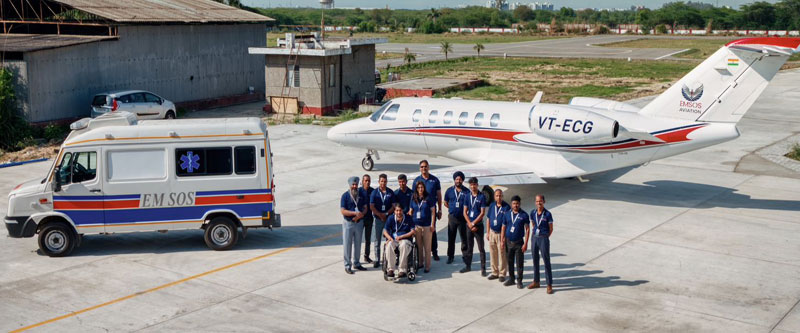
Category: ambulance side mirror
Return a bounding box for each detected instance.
[51,170,62,193]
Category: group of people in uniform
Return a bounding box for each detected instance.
[340,160,555,293]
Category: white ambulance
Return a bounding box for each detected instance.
[4,112,280,256]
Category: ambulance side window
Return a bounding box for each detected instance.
[176,148,232,177]
[235,146,256,175]
[57,151,96,184]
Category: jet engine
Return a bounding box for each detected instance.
[531,105,619,142]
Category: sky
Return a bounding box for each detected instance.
[242,0,780,10]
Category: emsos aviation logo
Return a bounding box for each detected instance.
[679,82,703,113]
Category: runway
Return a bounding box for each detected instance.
[375,35,728,68]
[1,69,799,332]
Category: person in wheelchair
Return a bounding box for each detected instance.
[382,204,416,278]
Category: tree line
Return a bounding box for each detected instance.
[245,1,800,33]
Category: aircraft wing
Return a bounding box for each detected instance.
[415,161,546,185]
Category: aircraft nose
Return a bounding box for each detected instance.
[327,122,346,143]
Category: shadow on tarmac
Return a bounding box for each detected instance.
[59,224,343,257]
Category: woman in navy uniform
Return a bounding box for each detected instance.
[409,180,435,273]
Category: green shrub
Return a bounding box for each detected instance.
[43,124,69,142]
[0,69,33,151]
[787,143,800,161]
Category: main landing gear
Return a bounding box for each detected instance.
[362,150,379,171]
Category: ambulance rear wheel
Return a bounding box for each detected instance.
[38,223,76,257]
[204,217,238,251]
[362,156,374,171]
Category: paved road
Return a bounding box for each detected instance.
[376,35,720,68]
[1,69,799,332]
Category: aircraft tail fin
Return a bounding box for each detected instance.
[639,37,800,124]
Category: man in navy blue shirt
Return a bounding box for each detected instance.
[359,174,376,264]
[443,171,468,265]
[393,174,413,215]
[340,176,368,274]
[485,189,509,282]
[370,174,394,268]
[414,160,442,261]
[383,204,416,278]
[461,177,487,275]
[528,194,555,294]
[501,195,529,288]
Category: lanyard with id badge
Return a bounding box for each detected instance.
[493,205,503,226]
[510,212,520,233]
[394,216,406,240]
[534,211,546,236]
[454,188,463,209]
[469,194,480,219]
[379,190,389,211]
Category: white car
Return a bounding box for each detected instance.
[91,90,177,119]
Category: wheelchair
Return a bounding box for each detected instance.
[382,238,418,281]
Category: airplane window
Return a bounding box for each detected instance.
[443,111,453,124]
[474,113,485,127]
[458,112,468,125]
[428,110,438,124]
[381,104,400,121]
[369,102,391,122]
[412,109,422,123]
[490,113,500,127]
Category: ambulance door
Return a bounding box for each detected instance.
[52,149,104,232]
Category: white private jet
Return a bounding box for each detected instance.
[327,37,800,185]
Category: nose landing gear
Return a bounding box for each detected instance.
[362,150,379,171]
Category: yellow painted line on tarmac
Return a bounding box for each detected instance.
[10,232,341,333]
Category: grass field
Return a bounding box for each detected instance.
[385,56,698,103]
[376,52,405,60]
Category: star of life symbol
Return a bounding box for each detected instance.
[180,151,200,173]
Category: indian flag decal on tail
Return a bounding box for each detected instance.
[728,58,739,66]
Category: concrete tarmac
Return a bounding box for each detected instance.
[376,35,708,68]
[1,70,800,331]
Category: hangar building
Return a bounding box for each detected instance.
[0,0,272,123]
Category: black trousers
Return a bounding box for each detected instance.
[532,236,553,286]
[363,218,374,257]
[447,213,467,260]
[506,240,524,281]
[464,222,486,269]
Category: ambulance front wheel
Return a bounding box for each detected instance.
[38,222,76,257]
[362,156,374,171]
[204,216,239,251]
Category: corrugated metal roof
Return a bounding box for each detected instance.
[0,34,116,52]
[53,0,273,23]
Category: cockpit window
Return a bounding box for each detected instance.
[490,113,500,127]
[428,110,438,124]
[458,112,468,125]
[443,111,453,124]
[474,113,485,127]
[369,102,391,122]
[412,109,422,123]
[381,104,400,121]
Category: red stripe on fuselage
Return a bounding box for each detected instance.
[195,194,273,205]
[396,128,525,142]
[572,125,705,151]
